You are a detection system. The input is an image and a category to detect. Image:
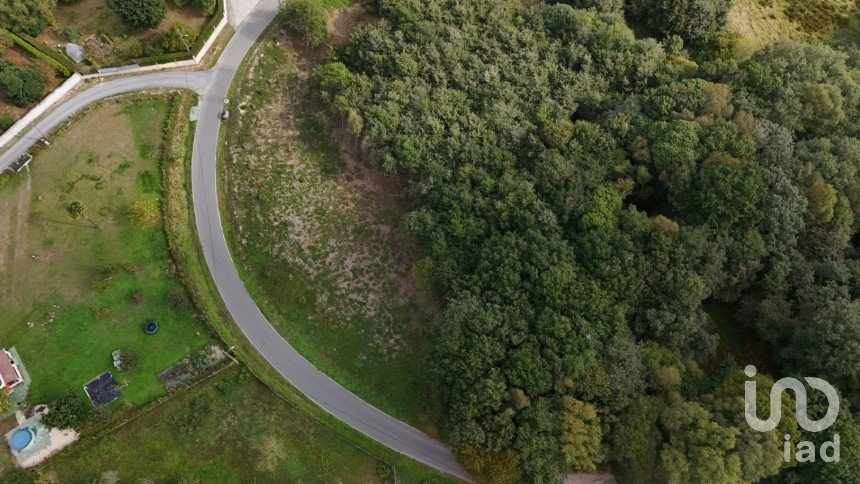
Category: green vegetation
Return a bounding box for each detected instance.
[727,0,860,43]
[50,0,215,68]
[284,0,329,47]
[317,0,860,481]
[627,0,732,40]
[40,366,384,482]
[222,32,440,430]
[108,0,168,29]
[0,0,55,36]
[0,98,214,409]
[163,90,452,484]
[41,390,89,429]
[162,21,196,52]
[6,32,71,77]
[0,60,45,107]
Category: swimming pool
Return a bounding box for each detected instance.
[9,428,34,452]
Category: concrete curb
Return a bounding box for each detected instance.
[0,73,82,151]
[0,0,228,153]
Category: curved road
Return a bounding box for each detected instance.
[0,0,466,480]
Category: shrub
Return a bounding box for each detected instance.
[167,288,189,308]
[0,391,14,414]
[188,347,212,373]
[627,0,731,41]
[163,21,196,53]
[199,0,216,16]
[120,350,140,371]
[108,0,168,29]
[0,115,14,130]
[142,35,166,56]
[12,32,76,75]
[214,380,232,395]
[89,406,112,429]
[376,463,393,480]
[127,197,161,227]
[284,0,329,47]
[43,390,90,429]
[0,62,45,106]
[92,266,120,290]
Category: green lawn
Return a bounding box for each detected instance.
[220,25,442,432]
[39,365,385,482]
[0,97,214,408]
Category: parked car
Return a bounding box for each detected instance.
[221,110,230,121]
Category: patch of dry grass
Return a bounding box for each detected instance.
[222,29,441,430]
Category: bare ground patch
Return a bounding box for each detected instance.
[328,4,376,45]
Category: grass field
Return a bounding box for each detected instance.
[728,0,860,43]
[0,97,214,407]
[38,365,385,482]
[220,17,441,432]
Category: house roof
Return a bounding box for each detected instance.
[0,350,21,386]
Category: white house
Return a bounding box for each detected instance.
[0,348,24,393]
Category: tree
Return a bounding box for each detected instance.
[559,0,623,13]
[127,197,161,227]
[108,0,168,29]
[162,21,196,52]
[804,182,838,224]
[659,400,742,483]
[0,63,46,107]
[610,396,663,483]
[67,200,100,229]
[0,0,55,36]
[459,445,523,483]
[42,390,90,429]
[559,396,603,471]
[284,0,328,47]
[628,0,731,41]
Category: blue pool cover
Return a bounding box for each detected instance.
[9,428,33,451]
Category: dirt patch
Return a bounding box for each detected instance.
[727,0,803,42]
[328,5,376,45]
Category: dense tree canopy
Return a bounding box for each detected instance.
[108,0,167,29]
[0,61,45,106]
[0,0,56,36]
[319,0,860,480]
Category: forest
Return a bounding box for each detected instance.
[316,0,860,481]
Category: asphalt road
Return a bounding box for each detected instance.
[0,0,467,479]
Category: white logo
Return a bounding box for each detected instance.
[744,365,841,463]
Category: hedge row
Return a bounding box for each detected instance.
[11,32,77,76]
[131,0,225,67]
